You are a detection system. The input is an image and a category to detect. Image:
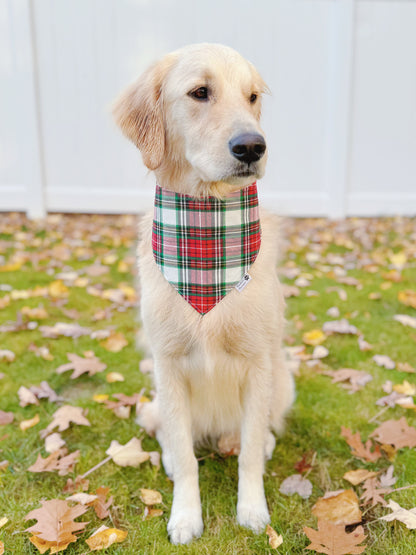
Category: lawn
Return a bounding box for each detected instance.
[0,212,415,554]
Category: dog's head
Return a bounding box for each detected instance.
[113,43,268,196]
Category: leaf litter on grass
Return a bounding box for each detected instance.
[1,213,416,553]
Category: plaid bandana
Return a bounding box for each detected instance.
[152,183,261,315]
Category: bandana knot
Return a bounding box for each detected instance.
[152,183,261,315]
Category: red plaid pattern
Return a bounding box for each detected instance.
[152,183,261,315]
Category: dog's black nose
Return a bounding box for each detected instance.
[229,133,266,164]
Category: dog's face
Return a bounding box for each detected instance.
[113,43,268,195]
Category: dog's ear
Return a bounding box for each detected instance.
[112,57,173,170]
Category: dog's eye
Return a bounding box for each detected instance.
[250,93,258,104]
[189,87,209,101]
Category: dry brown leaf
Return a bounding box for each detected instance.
[66,493,97,505]
[106,438,150,467]
[398,290,416,309]
[0,411,14,425]
[56,353,107,379]
[85,525,127,551]
[100,331,128,352]
[41,405,90,438]
[312,490,362,526]
[279,474,313,500]
[18,386,39,407]
[39,322,91,339]
[265,524,283,549]
[370,417,416,449]
[93,487,114,519]
[360,477,391,507]
[21,306,49,320]
[341,427,382,463]
[139,488,162,505]
[45,433,66,453]
[380,500,416,529]
[304,520,366,554]
[143,507,164,519]
[25,499,88,549]
[62,476,89,494]
[343,469,378,486]
[28,449,80,476]
[324,369,372,392]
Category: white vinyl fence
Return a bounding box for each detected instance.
[1,0,416,218]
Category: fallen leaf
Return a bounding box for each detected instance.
[18,386,39,407]
[106,438,150,467]
[373,354,395,370]
[343,469,378,486]
[312,346,329,359]
[66,493,97,505]
[324,369,372,392]
[312,489,362,526]
[393,380,416,396]
[303,329,326,346]
[380,500,416,529]
[45,433,66,453]
[56,353,107,379]
[265,524,283,549]
[0,411,14,425]
[25,499,88,550]
[139,489,162,505]
[0,517,8,528]
[49,280,69,298]
[41,405,90,437]
[100,331,128,352]
[39,322,92,339]
[279,474,313,500]
[143,507,164,519]
[394,314,416,329]
[360,477,391,506]
[28,344,54,361]
[341,427,381,463]
[20,414,40,431]
[322,319,358,335]
[106,372,124,383]
[93,487,113,519]
[370,417,416,449]
[304,520,366,554]
[28,449,80,476]
[85,525,127,551]
[379,465,397,488]
[398,290,416,309]
[21,306,49,320]
[358,336,373,352]
[0,349,15,362]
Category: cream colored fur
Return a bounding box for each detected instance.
[113,43,295,545]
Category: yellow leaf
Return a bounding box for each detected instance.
[20,414,40,431]
[302,329,326,346]
[29,534,71,554]
[0,295,10,309]
[265,524,283,549]
[393,381,416,396]
[380,281,392,290]
[0,540,3,555]
[118,283,137,302]
[93,394,109,403]
[139,489,162,505]
[0,517,8,528]
[106,372,124,383]
[143,507,163,519]
[390,251,407,268]
[102,254,118,265]
[0,262,22,272]
[117,261,129,273]
[86,526,127,550]
[49,280,69,298]
[100,332,128,352]
[74,277,89,288]
[398,290,416,309]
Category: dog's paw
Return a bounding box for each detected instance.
[237,501,270,532]
[167,511,203,545]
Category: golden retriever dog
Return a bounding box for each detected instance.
[113,43,295,545]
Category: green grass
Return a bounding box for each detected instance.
[0,214,415,554]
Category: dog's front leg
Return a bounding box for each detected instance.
[155,359,203,545]
[237,361,271,531]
